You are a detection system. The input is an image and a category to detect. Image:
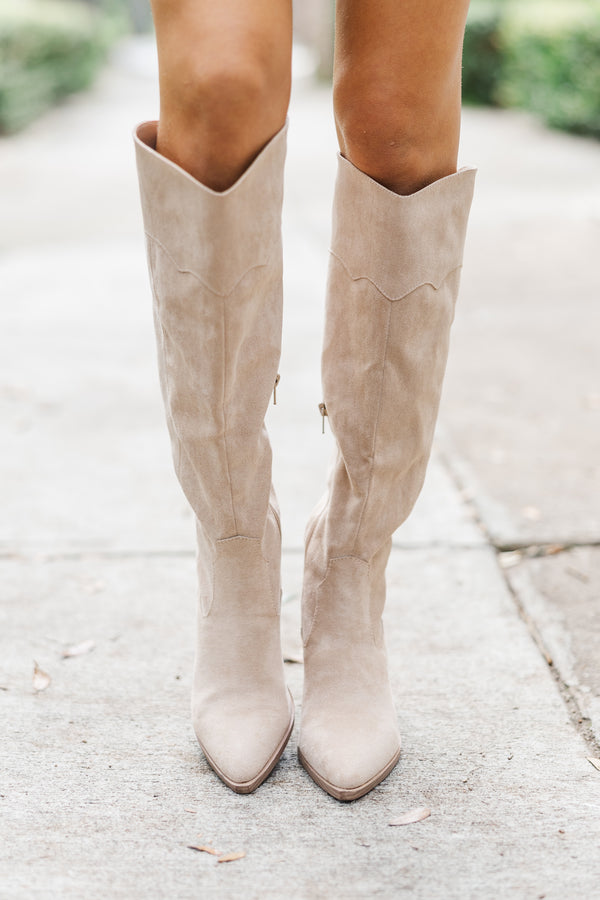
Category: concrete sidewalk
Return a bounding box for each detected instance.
[1,38,599,899]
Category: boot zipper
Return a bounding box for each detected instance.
[319,402,328,433]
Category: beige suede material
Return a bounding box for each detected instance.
[301,157,476,800]
[134,121,293,792]
[135,122,286,539]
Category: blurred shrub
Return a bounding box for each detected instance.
[0,0,128,134]
[462,2,504,106]
[498,2,600,137]
[463,0,600,138]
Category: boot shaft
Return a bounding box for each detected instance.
[134,122,288,541]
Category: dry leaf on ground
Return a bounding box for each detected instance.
[498,551,523,569]
[61,640,96,659]
[188,845,221,856]
[587,758,600,772]
[32,661,51,692]
[389,807,431,827]
[218,852,246,863]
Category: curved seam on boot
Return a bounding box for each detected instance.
[303,555,376,647]
[151,298,183,472]
[329,251,464,303]
[350,302,393,556]
[221,294,238,533]
[155,309,222,519]
[215,534,279,616]
[146,232,270,298]
[203,553,216,617]
[268,502,282,539]
[209,535,279,617]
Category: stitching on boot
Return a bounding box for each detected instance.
[151,269,237,535]
[153,304,220,509]
[202,553,215,617]
[268,502,282,539]
[150,295,183,472]
[350,302,392,555]
[221,293,238,533]
[304,555,374,647]
[330,251,463,303]
[215,535,279,615]
[146,232,270,298]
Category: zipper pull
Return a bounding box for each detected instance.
[318,402,328,434]
[273,373,280,405]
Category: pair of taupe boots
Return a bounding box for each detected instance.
[134,120,475,801]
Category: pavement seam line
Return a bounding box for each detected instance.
[437,440,600,757]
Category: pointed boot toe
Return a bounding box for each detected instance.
[196,691,295,793]
[299,710,400,802]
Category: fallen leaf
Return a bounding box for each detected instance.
[188,845,220,856]
[566,566,589,584]
[184,808,197,814]
[389,807,431,827]
[587,758,600,772]
[542,544,564,557]
[218,852,246,863]
[61,640,96,659]
[32,661,51,692]
[498,551,523,569]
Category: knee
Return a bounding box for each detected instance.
[333,72,461,195]
[157,51,290,189]
[175,56,285,134]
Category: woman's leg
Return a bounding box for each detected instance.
[134,2,295,794]
[299,1,476,800]
[149,0,293,189]
[334,0,471,194]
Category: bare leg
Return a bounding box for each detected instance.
[149,0,293,190]
[334,0,471,194]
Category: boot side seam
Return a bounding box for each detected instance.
[212,534,280,616]
[146,232,270,298]
[329,250,464,303]
[303,555,377,646]
[222,292,238,533]
[149,287,183,474]
[350,301,392,556]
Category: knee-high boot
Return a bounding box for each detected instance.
[134,121,294,793]
[300,155,476,801]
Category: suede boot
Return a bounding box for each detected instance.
[134,121,294,793]
[300,155,476,801]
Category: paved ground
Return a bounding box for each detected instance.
[1,37,599,899]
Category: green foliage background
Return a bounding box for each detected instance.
[463,0,600,138]
[1,0,600,138]
[0,0,128,133]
